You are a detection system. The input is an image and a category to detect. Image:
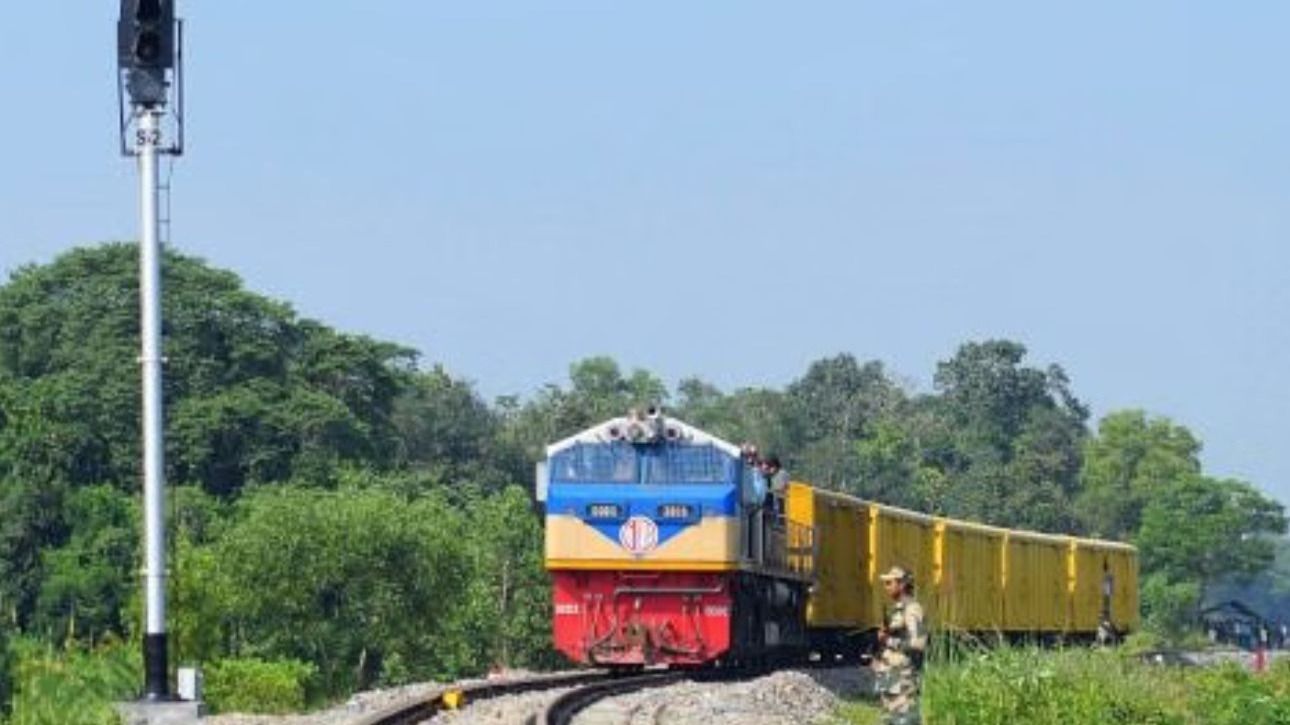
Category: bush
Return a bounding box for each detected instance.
[202,487,476,695]
[924,647,1187,724]
[1188,661,1290,725]
[7,637,139,725]
[204,657,317,714]
[1141,573,1201,640]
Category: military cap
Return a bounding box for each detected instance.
[879,565,913,583]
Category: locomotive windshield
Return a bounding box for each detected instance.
[550,442,735,485]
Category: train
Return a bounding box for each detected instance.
[538,409,1139,667]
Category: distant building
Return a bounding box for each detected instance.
[1199,601,1279,650]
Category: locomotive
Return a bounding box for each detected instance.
[538,410,1139,668]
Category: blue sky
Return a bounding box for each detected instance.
[1,3,1287,505]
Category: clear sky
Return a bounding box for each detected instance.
[1,3,1287,504]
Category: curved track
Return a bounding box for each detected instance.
[528,670,687,725]
[353,670,610,725]
[354,661,833,724]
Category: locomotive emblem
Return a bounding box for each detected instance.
[618,516,659,554]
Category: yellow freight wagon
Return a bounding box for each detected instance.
[866,503,937,628]
[786,482,1138,648]
[1068,539,1140,633]
[1106,543,1140,631]
[790,485,866,627]
[935,518,1006,631]
[1004,531,1069,631]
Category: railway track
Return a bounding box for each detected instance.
[351,666,775,725]
[527,670,687,725]
[352,659,856,725]
[352,670,611,725]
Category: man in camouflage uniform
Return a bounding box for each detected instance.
[873,566,927,724]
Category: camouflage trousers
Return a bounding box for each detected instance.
[874,663,921,725]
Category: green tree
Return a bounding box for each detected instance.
[32,487,137,645]
[390,366,522,491]
[1000,405,1087,532]
[935,340,1057,452]
[1076,410,1202,540]
[1210,536,1290,622]
[459,487,556,670]
[0,244,415,501]
[1135,475,1286,637]
[0,476,68,631]
[0,245,418,632]
[199,487,474,694]
[854,419,932,509]
[929,340,1088,529]
[499,357,669,470]
[1137,476,1285,597]
[672,378,798,470]
[1139,573,1202,638]
[784,355,904,490]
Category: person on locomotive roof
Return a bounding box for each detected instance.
[875,566,926,725]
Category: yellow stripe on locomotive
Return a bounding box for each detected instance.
[545,513,743,571]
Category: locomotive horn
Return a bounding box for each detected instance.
[607,424,624,440]
[664,425,683,441]
[645,405,662,419]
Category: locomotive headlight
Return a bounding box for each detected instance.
[586,503,623,520]
[658,504,694,520]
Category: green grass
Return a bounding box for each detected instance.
[6,638,140,725]
[827,699,885,724]
[833,646,1290,724]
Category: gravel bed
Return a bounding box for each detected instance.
[425,684,580,724]
[572,667,872,725]
[199,667,874,725]
[202,669,553,725]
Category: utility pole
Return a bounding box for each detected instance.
[116,0,185,704]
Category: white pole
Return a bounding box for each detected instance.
[137,107,170,700]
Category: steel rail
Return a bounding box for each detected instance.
[351,670,609,725]
[528,670,687,725]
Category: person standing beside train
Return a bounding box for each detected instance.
[874,566,927,725]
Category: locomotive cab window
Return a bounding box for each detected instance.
[550,442,638,483]
[550,442,736,485]
[641,443,736,485]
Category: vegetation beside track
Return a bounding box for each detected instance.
[834,646,1290,725]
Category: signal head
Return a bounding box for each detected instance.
[119,0,175,72]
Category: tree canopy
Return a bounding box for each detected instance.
[0,243,1284,713]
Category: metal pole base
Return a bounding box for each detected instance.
[117,700,204,725]
[144,632,170,700]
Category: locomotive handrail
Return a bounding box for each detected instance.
[612,584,726,597]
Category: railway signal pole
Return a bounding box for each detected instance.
[116,0,185,703]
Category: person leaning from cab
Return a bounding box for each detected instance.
[739,445,787,506]
[873,565,927,725]
[758,455,789,517]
